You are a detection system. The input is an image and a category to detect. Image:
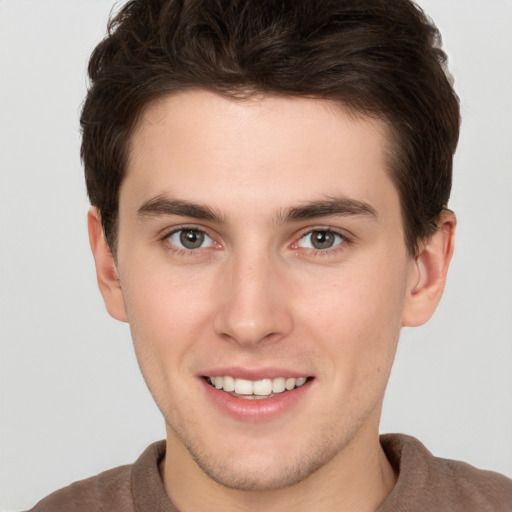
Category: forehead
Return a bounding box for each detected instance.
[122,90,398,221]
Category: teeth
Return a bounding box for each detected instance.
[253,379,272,395]
[296,377,307,387]
[234,378,253,395]
[285,377,296,390]
[272,377,285,393]
[208,376,308,396]
[223,375,235,392]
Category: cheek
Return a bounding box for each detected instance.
[120,263,217,379]
[123,257,215,329]
[294,256,408,379]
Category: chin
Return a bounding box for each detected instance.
[192,453,320,492]
[176,425,350,492]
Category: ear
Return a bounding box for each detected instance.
[87,207,128,322]
[402,210,456,327]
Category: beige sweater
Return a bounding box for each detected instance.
[30,434,512,511]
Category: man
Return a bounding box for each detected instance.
[29,0,512,510]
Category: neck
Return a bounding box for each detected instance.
[161,419,397,512]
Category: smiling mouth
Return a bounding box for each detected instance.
[206,376,310,400]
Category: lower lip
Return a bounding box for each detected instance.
[201,378,312,422]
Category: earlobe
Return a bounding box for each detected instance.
[87,207,128,322]
[402,210,456,327]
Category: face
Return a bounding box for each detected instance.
[108,91,421,491]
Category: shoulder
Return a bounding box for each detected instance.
[28,464,133,512]
[28,441,167,512]
[439,455,512,499]
[380,434,512,511]
[435,455,512,510]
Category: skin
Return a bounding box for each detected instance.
[89,90,455,512]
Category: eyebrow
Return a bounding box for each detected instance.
[137,195,225,223]
[279,197,378,223]
[137,195,377,224]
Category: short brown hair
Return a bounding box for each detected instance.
[81,0,460,255]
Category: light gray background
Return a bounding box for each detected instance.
[1,1,511,510]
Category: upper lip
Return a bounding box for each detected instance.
[200,367,312,381]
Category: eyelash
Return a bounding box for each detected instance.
[159,226,352,257]
[293,228,351,256]
[159,225,218,256]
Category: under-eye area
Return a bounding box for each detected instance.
[205,376,311,400]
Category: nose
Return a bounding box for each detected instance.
[213,252,294,348]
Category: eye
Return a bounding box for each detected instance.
[167,229,214,250]
[297,230,345,250]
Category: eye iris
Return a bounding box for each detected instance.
[180,230,205,249]
[311,231,336,249]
